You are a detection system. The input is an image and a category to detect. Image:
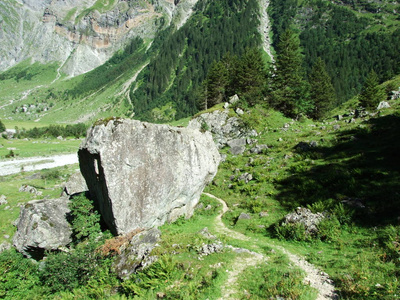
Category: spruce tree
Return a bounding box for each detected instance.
[358,70,386,110]
[270,29,310,118]
[235,48,267,105]
[203,61,229,109]
[309,57,336,120]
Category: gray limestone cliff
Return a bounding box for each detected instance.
[78,119,220,235]
[0,0,199,76]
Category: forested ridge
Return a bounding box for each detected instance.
[130,0,262,121]
[270,0,400,103]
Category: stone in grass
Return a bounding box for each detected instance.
[238,212,251,220]
[282,207,324,235]
[0,195,7,205]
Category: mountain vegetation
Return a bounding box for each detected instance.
[0,0,400,298]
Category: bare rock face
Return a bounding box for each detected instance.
[13,197,72,259]
[78,119,220,235]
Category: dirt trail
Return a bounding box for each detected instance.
[203,193,337,300]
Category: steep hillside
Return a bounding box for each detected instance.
[269,0,400,103]
[0,0,198,76]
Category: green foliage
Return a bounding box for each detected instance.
[309,57,336,120]
[0,249,40,299]
[377,225,400,264]
[358,70,386,110]
[68,194,101,243]
[0,119,5,132]
[238,252,317,299]
[270,29,311,118]
[16,123,87,139]
[201,48,268,109]
[131,0,262,120]
[39,242,113,294]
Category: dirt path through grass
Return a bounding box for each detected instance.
[203,193,338,300]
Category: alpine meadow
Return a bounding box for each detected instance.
[0,0,399,299]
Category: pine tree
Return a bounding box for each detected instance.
[358,70,386,110]
[309,57,337,120]
[270,29,310,118]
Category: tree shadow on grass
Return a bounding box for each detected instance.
[276,113,400,226]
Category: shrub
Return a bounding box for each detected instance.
[68,194,101,243]
[0,119,5,132]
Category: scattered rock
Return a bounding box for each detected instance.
[336,115,343,121]
[18,185,42,196]
[348,118,356,124]
[224,102,229,109]
[238,212,251,220]
[238,173,253,183]
[309,141,318,148]
[4,235,10,239]
[377,101,390,110]
[0,242,11,253]
[0,195,7,205]
[282,207,325,235]
[236,108,244,115]
[229,94,240,104]
[113,228,161,280]
[79,119,220,235]
[198,242,223,257]
[341,198,365,208]
[333,124,341,131]
[198,227,217,240]
[13,197,72,259]
[259,211,269,217]
[250,144,268,154]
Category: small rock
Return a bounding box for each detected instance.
[198,242,223,256]
[238,212,251,220]
[195,202,204,210]
[377,101,390,110]
[0,195,7,205]
[18,185,42,196]
[238,173,253,183]
[250,144,268,154]
[278,138,283,142]
[348,118,356,124]
[230,146,245,155]
[336,115,343,121]
[333,124,341,130]
[198,227,217,240]
[204,205,212,210]
[236,108,244,115]
[0,242,11,253]
[259,211,269,217]
[229,94,239,104]
[309,141,318,148]
[3,235,10,239]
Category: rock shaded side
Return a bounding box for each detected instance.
[13,197,72,258]
[79,119,220,235]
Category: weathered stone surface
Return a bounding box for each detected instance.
[377,101,391,110]
[113,228,161,280]
[282,207,324,235]
[250,144,268,154]
[79,119,220,235]
[0,242,11,253]
[13,197,72,258]
[238,173,253,183]
[188,110,256,148]
[62,171,88,197]
[238,212,251,220]
[19,185,42,196]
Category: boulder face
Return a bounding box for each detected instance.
[13,197,72,259]
[78,119,220,235]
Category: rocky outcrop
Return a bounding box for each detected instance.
[13,197,72,259]
[188,109,257,149]
[282,207,325,235]
[79,119,220,235]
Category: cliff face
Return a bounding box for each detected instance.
[0,0,199,76]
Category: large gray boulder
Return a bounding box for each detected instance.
[13,197,72,258]
[79,119,220,235]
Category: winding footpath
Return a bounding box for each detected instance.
[203,193,338,300]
